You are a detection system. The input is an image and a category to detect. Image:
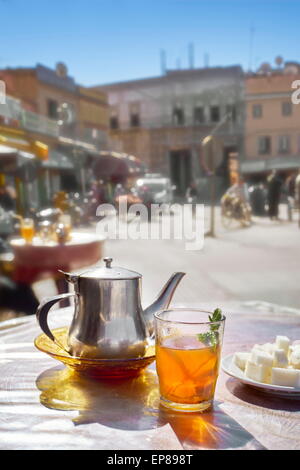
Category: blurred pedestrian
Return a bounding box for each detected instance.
[295,169,300,207]
[0,184,16,211]
[295,169,300,228]
[285,172,297,221]
[267,170,282,220]
[114,183,126,203]
[286,172,296,199]
[91,180,106,206]
[185,182,198,204]
[248,182,267,216]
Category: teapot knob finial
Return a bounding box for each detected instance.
[104,257,113,268]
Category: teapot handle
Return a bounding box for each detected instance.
[36,293,75,354]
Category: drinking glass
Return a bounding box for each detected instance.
[20,218,35,243]
[58,214,72,241]
[38,220,52,243]
[154,308,225,412]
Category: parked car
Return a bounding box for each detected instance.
[135,174,175,205]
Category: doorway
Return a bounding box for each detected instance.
[169,149,192,197]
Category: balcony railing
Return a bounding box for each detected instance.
[0,95,107,150]
[0,95,21,121]
[21,109,59,137]
[0,94,59,137]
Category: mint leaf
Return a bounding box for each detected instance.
[197,308,223,350]
[197,331,218,348]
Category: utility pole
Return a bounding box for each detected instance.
[201,113,232,237]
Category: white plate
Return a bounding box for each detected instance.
[221,354,300,398]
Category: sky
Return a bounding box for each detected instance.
[0,0,299,86]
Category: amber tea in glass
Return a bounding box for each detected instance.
[155,309,225,412]
[20,218,35,243]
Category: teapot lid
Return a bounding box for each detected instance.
[78,257,142,280]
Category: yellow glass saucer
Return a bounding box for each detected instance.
[34,327,156,379]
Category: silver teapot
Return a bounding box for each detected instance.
[36,257,185,359]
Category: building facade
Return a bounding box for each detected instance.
[242,62,300,178]
[0,63,108,148]
[0,63,109,210]
[94,66,244,198]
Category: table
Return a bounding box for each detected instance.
[9,233,103,309]
[0,306,299,450]
[10,232,103,286]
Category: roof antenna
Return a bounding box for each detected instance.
[248,24,255,72]
[204,53,209,68]
[188,42,195,69]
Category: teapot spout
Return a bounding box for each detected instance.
[58,270,78,284]
[143,272,185,336]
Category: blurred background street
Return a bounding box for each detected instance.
[1,203,297,323]
[0,0,300,323]
[104,205,300,311]
[105,207,300,313]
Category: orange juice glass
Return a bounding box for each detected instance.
[20,218,35,243]
[155,309,225,412]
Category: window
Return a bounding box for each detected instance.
[252,104,262,118]
[173,107,185,125]
[210,106,220,122]
[282,101,292,116]
[110,116,119,129]
[258,136,271,155]
[130,113,140,127]
[47,99,58,119]
[129,102,141,128]
[226,104,236,122]
[278,135,290,153]
[194,106,205,124]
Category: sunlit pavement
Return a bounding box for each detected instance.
[2,203,299,322]
[100,203,300,313]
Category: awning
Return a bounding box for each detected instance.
[42,150,74,170]
[241,156,300,174]
[0,144,20,156]
[92,151,147,181]
[0,145,34,159]
[0,126,48,160]
[0,144,37,183]
[0,144,36,174]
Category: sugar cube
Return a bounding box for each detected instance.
[250,349,273,367]
[261,343,276,355]
[290,350,300,369]
[251,344,264,352]
[288,346,295,359]
[245,361,271,383]
[271,367,300,387]
[289,343,300,358]
[273,349,288,368]
[233,352,250,371]
[275,336,290,354]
